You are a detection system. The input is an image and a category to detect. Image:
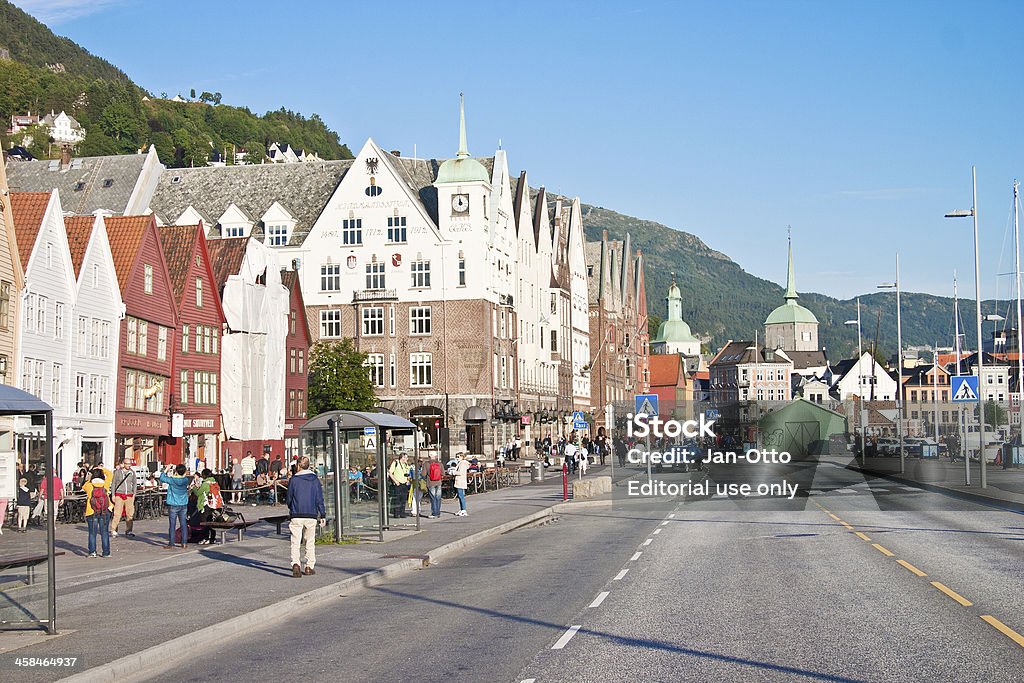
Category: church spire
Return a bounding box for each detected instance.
[457,92,469,159]
[784,225,798,302]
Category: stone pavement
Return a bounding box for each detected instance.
[0,466,607,682]
[848,454,1024,510]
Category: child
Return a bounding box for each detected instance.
[16,478,32,532]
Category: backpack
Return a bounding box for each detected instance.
[205,480,224,509]
[428,461,443,481]
[90,485,110,516]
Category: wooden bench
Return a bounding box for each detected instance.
[0,551,66,585]
[261,514,291,535]
[199,519,260,544]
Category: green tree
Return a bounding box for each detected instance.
[308,339,376,416]
[242,140,265,164]
[984,400,1008,429]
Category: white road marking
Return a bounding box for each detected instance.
[669,513,676,518]
[642,538,653,546]
[589,591,610,608]
[630,552,642,561]
[552,625,582,649]
[653,528,661,535]
[521,679,536,683]
[613,569,629,580]
[661,521,669,526]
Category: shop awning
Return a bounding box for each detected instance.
[463,406,489,422]
[301,410,415,433]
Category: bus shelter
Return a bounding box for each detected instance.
[0,384,56,634]
[301,410,420,542]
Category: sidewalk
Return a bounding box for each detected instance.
[1,467,607,682]
[845,455,1024,511]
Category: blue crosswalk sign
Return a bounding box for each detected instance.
[951,375,979,403]
[635,394,659,416]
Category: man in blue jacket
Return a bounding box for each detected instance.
[286,456,325,577]
[160,464,192,548]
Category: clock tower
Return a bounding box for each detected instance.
[434,94,491,237]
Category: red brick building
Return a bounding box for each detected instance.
[158,222,226,467]
[281,270,310,457]
[106,215,177,466]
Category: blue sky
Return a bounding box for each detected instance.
[13,0,1024,302]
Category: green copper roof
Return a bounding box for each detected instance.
[765,230,818,325]
[653,319,700,344]
[436,95,488,185]
[765,300,819,325]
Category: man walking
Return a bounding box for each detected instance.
[426,453,443,518]
[109,460,137,538]
[387,453,410,519]
[286,456,325,577]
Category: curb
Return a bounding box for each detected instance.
[848,463,1024,514]
[59,499,606,683]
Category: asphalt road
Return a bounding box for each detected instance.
[148,459,1024,682]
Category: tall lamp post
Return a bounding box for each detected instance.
[845,298,865,465]
[946,166,985,488]
[878,254,904,473]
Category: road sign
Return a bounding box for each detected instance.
[362,427,377,449]
[572,411,585,423]
[705,408,720,420]
[573,420,589,431]
[363,427,377,435]
[951,375,980,403]
[635,393,659,416]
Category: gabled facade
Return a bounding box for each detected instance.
[105,215,178,466]
[832,352,897,402]
[63,213,123,472]
[0,160,24,390]
[281,270,310,456]
[10,191,78,473]
[158,222,226,466]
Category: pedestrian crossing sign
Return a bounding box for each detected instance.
[572,411,585,423]
[635,393,659,417]
[951,375,980,403]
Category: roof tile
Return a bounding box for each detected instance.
[206,237,250,289]
[9,191,51,267]
[63,215,96,278]
[103,215,155,295]
[158,223,200,302]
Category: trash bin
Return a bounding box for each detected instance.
[531,461,544,482]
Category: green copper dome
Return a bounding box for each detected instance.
[436,157,488,184]
[765,300,819,325]
[653,319,700,344]
[436,94,488,185]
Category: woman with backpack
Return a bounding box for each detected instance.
[195,469,224,545]
[426,454,444,518]
[82,467,112,557]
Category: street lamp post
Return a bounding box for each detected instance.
[878,254,904,473]
[946,166,985,487]
[845,298,865,465]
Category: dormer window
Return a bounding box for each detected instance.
[266,224,290,246]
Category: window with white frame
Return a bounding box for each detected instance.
[90,319,100,357]
[267,224,289,246]
[88,374,98,414]
[138,320,149,356]
[366,261,385,290]
[54,302,64,339]
[362,307,384,336]
[458,258,466,286]
[98,376,108,415]
[195,277,203,307]
[410,352,432,387]
[75,373,86,413]
[342,218,363,245]
[158,326,168,361]
[411,260,430,288]
[77,316,88,355]
[0,281,9,330]
[387,216,407,243]
[35,295,46,334]
[320,263,341,291]
[389,353,396,387]
[127,317,138,353]
[51,363,62,406]
[410,307,431,335]
[182,324,189,353]
[125,371,136,409]
[365,353,385,387]
[180,370,189,404]
[23,293,34,331]
[320,309,342,338]
[100,321,110,359]
[144,264,153,294]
